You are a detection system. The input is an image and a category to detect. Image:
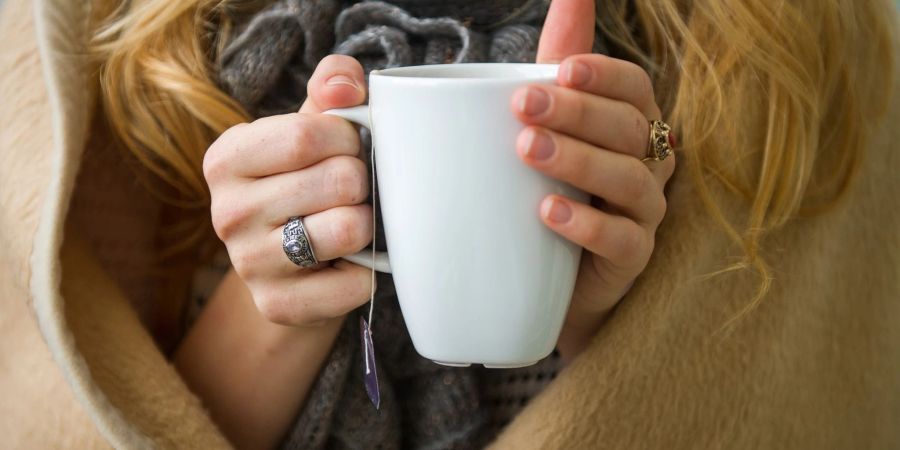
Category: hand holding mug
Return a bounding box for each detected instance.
[204,55,376,327]
[204,0,675,366]
[526,0,676,360]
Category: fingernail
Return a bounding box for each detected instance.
[565,60,591,86]
[518,87,550,116]
[543,198,572,223]
[524,128,555,161]
[326,74,359,90]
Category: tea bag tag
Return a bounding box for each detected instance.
[360,119,381,410]
[360,315,380,409]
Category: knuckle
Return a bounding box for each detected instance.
[652,194,668,224]
[346,275,372,302]
[228,244,261,279]
[329,208,367,253]
[614,226,646,263]
[635,69,655,104]
[254,289,294,325]
[335,270,372,303]
[202,149,224,184]
[580,211,608,250]
[328,156,368,204]
[228,249,256,279]
[321,114,362,156]
[203,125,243,182]
[210,196,254,240]
[287,114,319,160]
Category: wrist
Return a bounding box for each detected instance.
[174,270,348,449]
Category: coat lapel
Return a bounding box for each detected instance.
[2,0,228,447]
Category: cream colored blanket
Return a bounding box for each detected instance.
[1,0,898,448]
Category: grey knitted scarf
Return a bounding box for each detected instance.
[216,1,608,448]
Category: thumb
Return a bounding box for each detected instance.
[536,0,596,63]
[299,54,367,113]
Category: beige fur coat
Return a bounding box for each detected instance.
[1,0,898,448]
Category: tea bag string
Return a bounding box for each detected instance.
[367,106,376,327]
[359,107,381,410]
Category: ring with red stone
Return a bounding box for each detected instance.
[642,120,676,162]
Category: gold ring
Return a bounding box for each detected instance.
[643,120,675,162]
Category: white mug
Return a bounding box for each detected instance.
[326,63,588,368]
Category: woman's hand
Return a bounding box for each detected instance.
[186,55,378,449]
[203,55,375,328]
[520,0,676,362]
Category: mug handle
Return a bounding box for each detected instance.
[324,105,392,273]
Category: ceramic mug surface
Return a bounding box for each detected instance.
[328,63,587,368]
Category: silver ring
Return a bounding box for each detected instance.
[282,216,318,268]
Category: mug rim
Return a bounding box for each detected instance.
[370,63,558,83]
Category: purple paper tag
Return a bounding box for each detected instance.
[360,316,380,409]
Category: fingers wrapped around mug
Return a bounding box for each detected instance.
[515,128,661,271]
[511,53,676,273]
[516,127,667,226]
[205,105,376,326]
[510,53,675,181]
[249,258,376,326]
[539,195,652,272]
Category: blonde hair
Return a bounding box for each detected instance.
[93,0,896,310]
[616,1,897,318]
[93,0,250,257]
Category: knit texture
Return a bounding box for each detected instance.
[219,0,607,117]
[216,1,609,448]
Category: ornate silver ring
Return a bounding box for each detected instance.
[282,216,318,268]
